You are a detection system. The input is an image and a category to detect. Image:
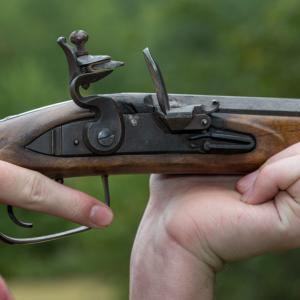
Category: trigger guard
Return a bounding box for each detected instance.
[7,205,33,229]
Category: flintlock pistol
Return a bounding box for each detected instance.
[0,29,299,244]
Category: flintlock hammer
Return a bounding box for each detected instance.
[0,30,299,244]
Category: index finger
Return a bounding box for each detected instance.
[0,160,113,228]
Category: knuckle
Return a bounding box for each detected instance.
[68,193,86,219]
[25,172,46,208]
[273,193,300,246]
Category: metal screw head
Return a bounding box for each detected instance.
[98,128,115,147]
[129,114,139,127]
[201,119,208,126]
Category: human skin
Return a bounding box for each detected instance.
[130,142,300,300]
[0,160,113,228]
[1,142,300,299]
[0,160,113,300]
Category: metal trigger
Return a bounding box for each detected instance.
[101,174,111,207]
[0,175,111,245]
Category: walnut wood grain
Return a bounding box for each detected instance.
[0,101,299,178]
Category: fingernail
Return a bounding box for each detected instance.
[89,205,113,227]
[238,170,258,191]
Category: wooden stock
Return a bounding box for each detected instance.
[0,100,299,178]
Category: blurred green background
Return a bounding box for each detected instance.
[0,0,300,299]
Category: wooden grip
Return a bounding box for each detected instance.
[0,101,299,178]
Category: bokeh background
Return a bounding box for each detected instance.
[0,0,300,299]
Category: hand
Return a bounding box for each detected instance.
[130,143,300,300]
[0,160,113,299]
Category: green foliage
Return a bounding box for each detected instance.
[0,0,300,298]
